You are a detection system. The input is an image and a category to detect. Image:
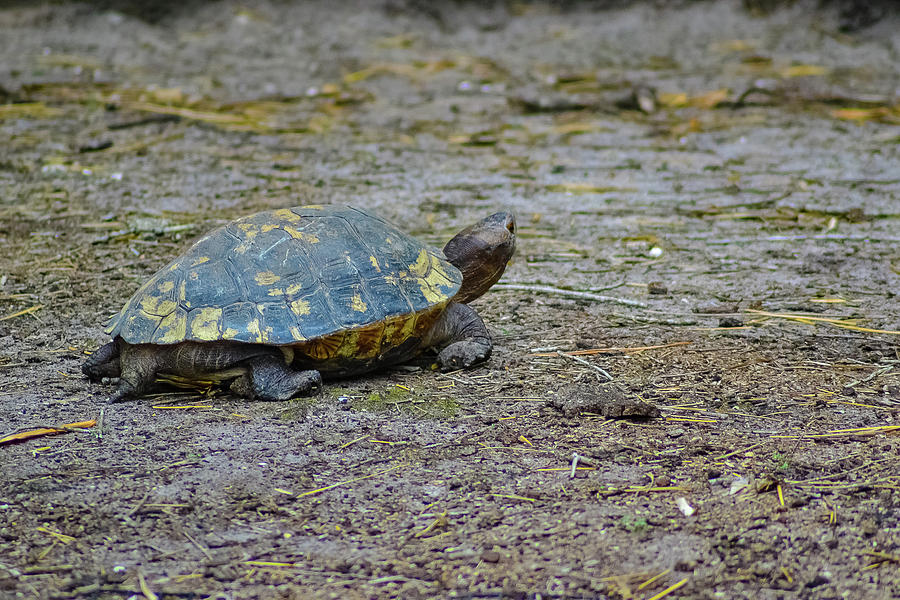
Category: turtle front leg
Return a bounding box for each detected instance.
[230,355,322,401]
[424,302,492,371]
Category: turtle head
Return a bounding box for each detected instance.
[443,211,516,304]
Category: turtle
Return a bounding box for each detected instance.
[83,205,516,402]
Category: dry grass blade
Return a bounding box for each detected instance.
[0,420,97,445]
[747,309,900,335]
[296,463,406,498]
[123,101,252,125]
[0,103,63,119]
[0,304,44,321]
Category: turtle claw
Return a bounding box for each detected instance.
[438,341,491,371]
[107,388,131,404]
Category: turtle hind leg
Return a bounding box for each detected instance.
[425,302,492,371]
[108,344,162,403]
[83,341,122,381]
[230,355,322,401]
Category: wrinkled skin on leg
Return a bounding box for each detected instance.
[83,339,321,403]
[229,356,322,401]
[421,302,493,371]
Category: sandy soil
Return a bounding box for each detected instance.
[1,1,899,598]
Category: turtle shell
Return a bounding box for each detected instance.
[105,205,462,364]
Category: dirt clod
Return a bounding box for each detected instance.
[548,384,661,419]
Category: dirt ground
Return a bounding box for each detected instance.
[2,1,900,598]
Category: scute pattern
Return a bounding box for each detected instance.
[105,206,463,348]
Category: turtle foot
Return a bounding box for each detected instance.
[231,362,322,401]
[438,340,491,371]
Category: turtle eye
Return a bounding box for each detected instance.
[506,219,516,234]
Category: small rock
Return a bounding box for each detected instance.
[718,316,743,328]
[78,139,114,153]
[647,281,668,295]
[480,550,501,563]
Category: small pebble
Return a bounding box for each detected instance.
[718,316,743,328]
[480,550,501,563]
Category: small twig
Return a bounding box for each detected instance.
[556,350,613,381]
[137,569,159,600]
[182,530,214,562]
[532,341,691,357]
[296,463,406,498]
[494,283,647,308]
[126,489,154,518]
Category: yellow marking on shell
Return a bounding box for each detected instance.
[140,295,177,317]
[285,282,303,295]
[290,298,311,316]
[234,223,260,254]
[267,287,284,297]
[157,280,175,293]
[158,311,187,343]
[408,249,451,303]
[255,271,281,286]
[370,256,381,272]
[426,252,454,286]
[418,281,449,303]
[237,223,259,239]
[168,261,181,272]
[178,280,187,302]
[351,294,367,313]
[223,327,239,339]
[190,307,223,340]
[408,249,430,278]
[283,226,319,243]
[384,274,399,286]
[129,312,159,331]
[304,204,324,210]
[289,326,305,341]
[189,271,199,280]
[273,208,303,223]
[261,224,279,233]
[191,256,210,267]
[247,318,265,343]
